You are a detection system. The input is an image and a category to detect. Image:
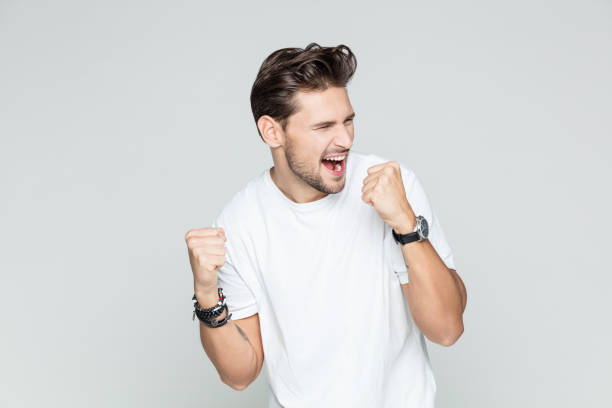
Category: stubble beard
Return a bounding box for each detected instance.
[284,138,345,195]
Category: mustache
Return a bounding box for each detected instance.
[322,150,350,157]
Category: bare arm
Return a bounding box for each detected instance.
[398,239,466,346]
[449,267,467,313]
[185,227,265,390]
[196,288,265,390]
[359,161,465,346]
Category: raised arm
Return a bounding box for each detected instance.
[186,227,264,390]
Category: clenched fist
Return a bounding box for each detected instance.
[185,227,227,295]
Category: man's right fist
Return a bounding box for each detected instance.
[185,227,227,293]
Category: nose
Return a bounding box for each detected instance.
[333,123,354,150]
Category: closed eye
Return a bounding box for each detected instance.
[315,118,353,130]
[316,119,353,130]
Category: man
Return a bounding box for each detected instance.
[185,43,467,407]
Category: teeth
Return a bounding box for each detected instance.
[324,155,345,161]
[334,163,341,171]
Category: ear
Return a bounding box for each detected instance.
[257,115,284,148]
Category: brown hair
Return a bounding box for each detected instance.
[250,42,357,142]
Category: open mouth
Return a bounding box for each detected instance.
[321,155,346,176]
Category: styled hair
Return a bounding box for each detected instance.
[250,42,357,141]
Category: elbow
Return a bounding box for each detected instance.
[439,320,464,347]
[220,359,260,391]
[219,349,262,391]
[230,383,250,391]
[221,376,252,391]
[219,346,262,391]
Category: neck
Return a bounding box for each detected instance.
[269,165,328,204]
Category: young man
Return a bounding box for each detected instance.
[185,43,467,407]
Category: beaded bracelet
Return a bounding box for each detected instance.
[192,290,226,318]
[192,288,232,328]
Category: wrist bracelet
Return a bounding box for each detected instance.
[192,288,232,328]
[198,304,233,328]
[192,290,226,319]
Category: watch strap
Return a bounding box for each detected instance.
[392,228,421,245]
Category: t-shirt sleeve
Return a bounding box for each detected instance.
[385,166,456,284]
[211,214,260,320]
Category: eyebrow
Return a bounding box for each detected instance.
[311,112,356,128]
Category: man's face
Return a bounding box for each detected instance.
[281,86,355,194]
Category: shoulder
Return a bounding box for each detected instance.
[211,171,266,232]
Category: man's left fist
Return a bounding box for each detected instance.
[361,161,416,234]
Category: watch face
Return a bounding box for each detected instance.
[420,217,429,238]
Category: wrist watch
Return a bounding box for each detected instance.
[392,215,429,245]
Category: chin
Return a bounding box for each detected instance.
[330,184,345,194]
[321,178,346,194]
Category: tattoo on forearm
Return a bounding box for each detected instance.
[234,323,252,345]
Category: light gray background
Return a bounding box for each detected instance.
[1,0,610,407]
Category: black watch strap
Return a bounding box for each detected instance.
[392,228,421,245]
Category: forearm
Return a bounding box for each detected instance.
[196,288,258,389]
[399,239,464,345]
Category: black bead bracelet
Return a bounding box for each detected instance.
[192,288,232,328]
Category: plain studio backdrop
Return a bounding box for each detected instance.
[1,0,610,407]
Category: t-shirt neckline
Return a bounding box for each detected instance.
[263,167,341,212]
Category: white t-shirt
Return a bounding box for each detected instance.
[210,150,456,407]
